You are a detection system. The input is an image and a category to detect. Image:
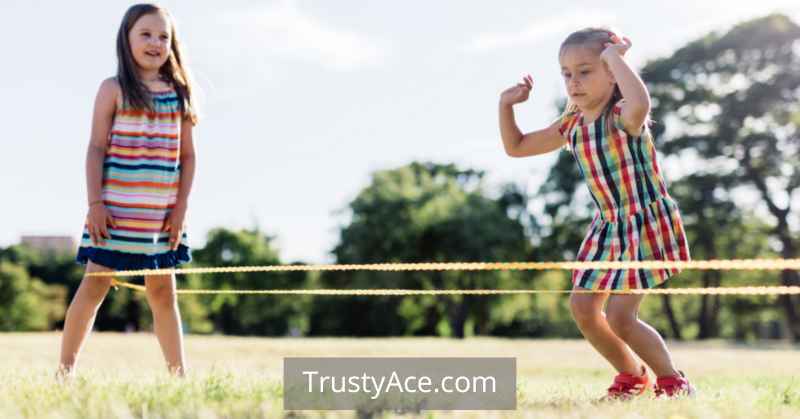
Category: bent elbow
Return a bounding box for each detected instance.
[504,147,523,158]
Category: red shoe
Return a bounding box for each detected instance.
[655,370,696,398]
[601,365,651,401]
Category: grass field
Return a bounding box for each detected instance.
[2,332,799,418]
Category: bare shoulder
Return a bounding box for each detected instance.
[96,77,122,108]
[100,76,121,90]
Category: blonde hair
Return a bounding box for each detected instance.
[558,27,622,120]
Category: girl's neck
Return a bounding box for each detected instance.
[135,68,170,92]
[577,92,615,125]
[579,105,605,125]
[136,68,161,83]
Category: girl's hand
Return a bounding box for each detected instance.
[601,33,632,60]
[86,202,116,246]
[163,204,187,250]
[499,74,534,106]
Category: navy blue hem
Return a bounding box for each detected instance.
[76,245,191,271]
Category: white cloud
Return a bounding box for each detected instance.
[463,12,617,53]
[222,0,385,71]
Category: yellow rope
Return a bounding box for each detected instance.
[108,280,800,296]
[89,258,800,278]
[95,258,800,296]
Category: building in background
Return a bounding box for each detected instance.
[20,235,77,255]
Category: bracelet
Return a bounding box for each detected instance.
[88,200,104,207]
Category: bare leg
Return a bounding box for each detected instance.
[145,273,186,375]
[58,261,114,375]
[605,294,681,377]
[570,286,642,375]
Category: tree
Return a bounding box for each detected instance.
[644,14,800,340]
[189,228,311,335]
[0,261,66,331]
[315,162,533,338]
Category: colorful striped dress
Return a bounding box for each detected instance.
[76,88,191,271]
[558,99,690,290]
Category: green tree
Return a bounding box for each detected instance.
[0,261,66,331]
[0,243,213,334]
[189,228,311,335]
[315,162,533,338]
[643,14,800,340]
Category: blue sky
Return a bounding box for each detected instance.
[2,0,799,262]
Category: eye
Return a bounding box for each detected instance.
[160,35,169,40]
[580,70,591,75]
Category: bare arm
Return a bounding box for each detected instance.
[499,104,565,157]
[163,118,196,250]
[175,118,196,209]
[84,78,119,245]
[498,74,566,157]
[601,34,651,136]
[86,78,119,204]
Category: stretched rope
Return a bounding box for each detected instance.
[89,258,800,278]
[108,280,800,296]
[92,258,800,296]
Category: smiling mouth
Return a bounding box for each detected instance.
[145,51,161,58]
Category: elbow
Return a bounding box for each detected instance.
[504,146,522,158]
[629,102,651,125]
[506,149,531,158]
[180,152,196,164]
[86,144,106,160]
[502,135,525,158]
[631,95,651,116]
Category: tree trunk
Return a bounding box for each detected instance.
[661,295,683,340]
[698,271,721,339]
[779,238,800,341]
[773,213,800,341]
[126,296,141,332]
[449,296,470,339]
[476,298,491,335]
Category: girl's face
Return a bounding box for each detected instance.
[559,45,616,112]
[128,12,172,74]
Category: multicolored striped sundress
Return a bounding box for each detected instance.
[76,87,191,271]
[558,99,690,290]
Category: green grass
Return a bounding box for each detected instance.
[2,333,799,418]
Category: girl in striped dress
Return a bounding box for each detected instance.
[498,28,694,399]
[59,4,197,377]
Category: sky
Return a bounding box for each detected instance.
[2,0,799,263]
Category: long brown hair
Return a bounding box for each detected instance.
[116,3,198,124]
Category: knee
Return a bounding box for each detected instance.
[570,294,602,326]
[82,278,113,303]
[606,309,638,340]
[146,281,177,313]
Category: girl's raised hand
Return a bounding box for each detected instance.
[601,32,632,60]
[500,74,534,106]
[86,202,116,246]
